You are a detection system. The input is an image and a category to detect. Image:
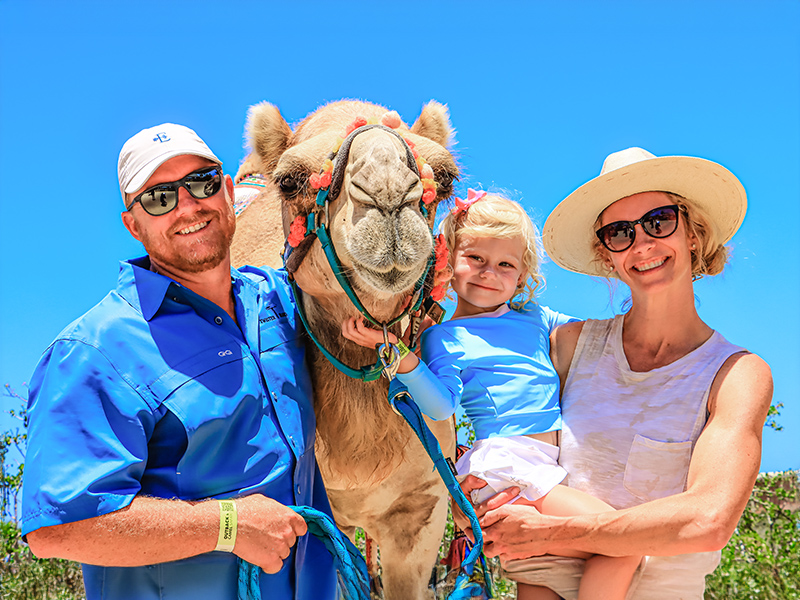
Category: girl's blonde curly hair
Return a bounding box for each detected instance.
[438,193,544,310]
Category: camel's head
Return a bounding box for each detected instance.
[242,100,458,318]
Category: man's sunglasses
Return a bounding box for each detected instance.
[126,165,223,216]
[595,205,681,253]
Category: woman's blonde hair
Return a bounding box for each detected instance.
[591,192,729,279]
[438,193,544,310]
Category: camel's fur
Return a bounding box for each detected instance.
[231,100,458,599]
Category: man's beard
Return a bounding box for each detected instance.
[140,206,236,274]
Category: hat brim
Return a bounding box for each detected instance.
[122,149,222,196]
[542,155,747,277]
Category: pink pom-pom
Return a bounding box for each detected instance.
[345,117,368,136]
[381,111,402,129]
[287,215,307,248]
[422,189,436,204]
[420,163,434,180]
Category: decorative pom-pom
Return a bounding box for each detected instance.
[421,178,437,191]
[287,215,307,248]
[345,117,369,136]
[322,158,334,173]
[381,111,402,129]
[422,189,436,204]
[309,173,322,190]
[403,137,416,149]
[430,282,447,302]
[434,234,449,271]
[420,163,434,180]
[318,171,332,189]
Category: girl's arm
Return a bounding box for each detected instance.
[341,317,458,420]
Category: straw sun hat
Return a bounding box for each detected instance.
[542,147,747,277]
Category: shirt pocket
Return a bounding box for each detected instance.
[623,433,692,502]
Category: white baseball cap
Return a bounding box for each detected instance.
[118,123,221,204]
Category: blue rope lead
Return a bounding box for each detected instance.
[387,378,493,599]
[237,506,370,600]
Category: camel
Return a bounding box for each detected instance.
[231,100,459,600]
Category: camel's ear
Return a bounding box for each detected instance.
[410,101,454,149]
[244,102,293,177]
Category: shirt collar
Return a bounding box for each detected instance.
[116,257,174,321]
[452,303,511,321]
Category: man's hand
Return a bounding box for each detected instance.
[234,495,308,573]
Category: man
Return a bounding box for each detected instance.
[21,124,336,599]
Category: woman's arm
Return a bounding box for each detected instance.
[477,351,773,560]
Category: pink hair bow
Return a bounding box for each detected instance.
[452,188,487,216]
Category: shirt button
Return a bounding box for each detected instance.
[214,316,223,325]
[296,484,301,494]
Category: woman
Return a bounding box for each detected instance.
[458,147,773,599]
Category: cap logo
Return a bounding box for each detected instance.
[153,132,171,143]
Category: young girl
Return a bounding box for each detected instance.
[342,191,640,600]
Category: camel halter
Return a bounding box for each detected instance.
[280,120,493,599]
[284,122,437,382]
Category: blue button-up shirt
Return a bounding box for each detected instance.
[22,257,335,600]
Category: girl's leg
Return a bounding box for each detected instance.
[516,582,561,600]
[515,485,640,600]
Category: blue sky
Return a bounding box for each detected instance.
[1,1,797,473]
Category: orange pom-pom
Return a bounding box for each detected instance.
[434,234,449,271]
[309,173,322,190]
[318,171,332,189]
[403,137,416,149]
[287,215,307,248]
[422,178,437,191]
[381,111,402,129]
[430,282,447,302]
[422,190,436,204]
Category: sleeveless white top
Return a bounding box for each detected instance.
[558,315,746,599]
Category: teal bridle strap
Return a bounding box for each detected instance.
[289,276,386,382]
[284,173,433,382]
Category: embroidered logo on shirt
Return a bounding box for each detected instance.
[153,132,170,143]
[218,350,233,357]
[259,305,287,325]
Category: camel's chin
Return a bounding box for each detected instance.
[354,264,424,295]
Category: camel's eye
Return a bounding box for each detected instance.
[435,169,457,197]
[277,173,304,197]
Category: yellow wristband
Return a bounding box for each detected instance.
[215,500,237,552]
[395,340,411,360]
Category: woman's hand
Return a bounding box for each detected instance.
[452,475,520,541]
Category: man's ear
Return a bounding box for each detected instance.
[223,174,235,206]
[121,210,142,242]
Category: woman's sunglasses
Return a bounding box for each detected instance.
[126,165,223,216]
[595,205,681,253]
